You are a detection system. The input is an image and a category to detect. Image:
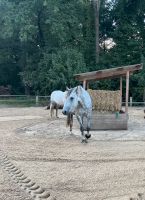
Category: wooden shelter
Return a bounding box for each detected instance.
[74,63,143,130]
[74,63,142,113]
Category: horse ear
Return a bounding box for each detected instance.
[76,86,82,95]
[66,87,70,91]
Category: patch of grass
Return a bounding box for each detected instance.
[0,99,36,107]
[0,96,49,107]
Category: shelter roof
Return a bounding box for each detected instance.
[74,63,143,81]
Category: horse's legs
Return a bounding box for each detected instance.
[56,105,59,118]
[50,103,53,118]
[76,115,87,143]
[85,115,91,139]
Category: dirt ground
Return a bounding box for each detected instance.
[0,107,145,200]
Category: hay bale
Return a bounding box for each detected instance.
[88,89,121,112]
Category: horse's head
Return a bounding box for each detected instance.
[62,86,83,115]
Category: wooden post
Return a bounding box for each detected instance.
[130,97,132,107]
[93,0,100,64]
[36,95,39,106]
[86,81,89,90]
[83,80,87,89]
[120,77,122,109]
[125,71,129,113]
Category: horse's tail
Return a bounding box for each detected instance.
[49,101,57,118]
[46,100,51,109]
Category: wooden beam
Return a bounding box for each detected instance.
[125,71,130,113]
[74,64,142,81]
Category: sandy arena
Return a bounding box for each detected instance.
[0,107,145,200]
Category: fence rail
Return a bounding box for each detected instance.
[0,95,50,107]
[122,102,145,107]
[0,95,144,107]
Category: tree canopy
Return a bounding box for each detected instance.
[0,0,145,100]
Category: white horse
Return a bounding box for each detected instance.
[50,90,67,118]
[62,85,92,143]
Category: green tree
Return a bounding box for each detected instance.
[0,0,145,101]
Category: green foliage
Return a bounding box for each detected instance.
[36,48,87,94]
[0,0,145,101]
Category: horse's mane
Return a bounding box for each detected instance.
[66,113,73,127]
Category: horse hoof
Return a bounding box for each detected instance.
[85,134,91,139]
[81,139,88,143]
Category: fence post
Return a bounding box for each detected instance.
[36,95,39,106]
[130,97,132,107]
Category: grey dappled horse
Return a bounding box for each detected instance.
[50,90,67,118]
[62,86,92,143]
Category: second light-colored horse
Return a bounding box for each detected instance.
[50,89,73,132]
[50,90,67,118]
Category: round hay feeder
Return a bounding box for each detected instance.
[74,64,143,130]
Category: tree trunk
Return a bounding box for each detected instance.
[143,87,145,102]
[93,0,100,64]
[24,85,30,95]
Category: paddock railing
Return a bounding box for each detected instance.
[0,95,50,107]
[0,95,144,107]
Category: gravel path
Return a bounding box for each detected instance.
[0,107,145,200]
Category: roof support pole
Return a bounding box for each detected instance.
[125,71,129,113]
[83,80,87,90]
[86,81,89,90]
[120,77,122,109]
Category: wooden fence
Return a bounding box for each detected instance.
[0,95,50,107]
[0,95,144,107]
